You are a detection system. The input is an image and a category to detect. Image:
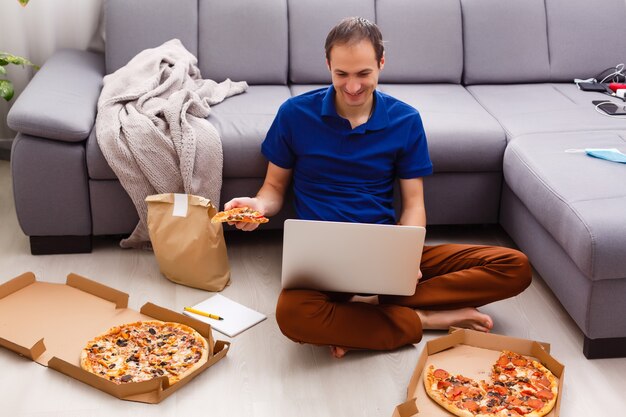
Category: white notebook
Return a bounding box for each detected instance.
[183,294,267,337]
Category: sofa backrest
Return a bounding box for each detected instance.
[104,0,626,86]
[461,0,626,85]
[287,0,464,84]
[198,0,288,85]
[287,0,376,84]
[377,0,463,84]
[105,0,198,75]
[546,0,626,82]
[106,0,288,84]
[461,0,551,85]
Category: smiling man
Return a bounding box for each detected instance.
[326,20,383,128]
[225,17,531,358]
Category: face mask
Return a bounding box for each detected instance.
[585,148,626,164]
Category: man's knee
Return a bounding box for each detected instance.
[275,290,324,342]
[275,290,298,337]
[501,248,532,295]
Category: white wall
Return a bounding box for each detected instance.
[0,0,104,140]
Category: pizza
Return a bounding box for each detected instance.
[211,207,269,224]
[80,320,209,385]
[424,350,558,417]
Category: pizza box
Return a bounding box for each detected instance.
[0,272,230,404]
[392,328,565,417]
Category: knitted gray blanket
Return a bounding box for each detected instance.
[96,39,247,249]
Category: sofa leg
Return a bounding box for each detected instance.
[583,335,626,359]
[29,236,92,255]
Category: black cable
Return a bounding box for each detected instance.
[595,65,626,83]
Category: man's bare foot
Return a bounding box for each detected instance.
[329,345,351,358]
[415,308,493,332]
[327,296,377,358]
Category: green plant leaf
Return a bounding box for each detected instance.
[18,0,30,7]
[0,79,15,101]
[0,66,6,75]
[0,53,34,67]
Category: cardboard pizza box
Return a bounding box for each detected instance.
[392,329,565,417]
[0,272,230,404]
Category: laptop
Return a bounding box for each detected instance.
[281,219,426,296]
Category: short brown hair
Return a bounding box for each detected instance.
[325,17,384,66]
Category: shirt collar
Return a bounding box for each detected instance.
[321,85,389,132]
[321,85,338,117]
[367,90,389,131]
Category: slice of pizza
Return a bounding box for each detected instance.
[490,350,558,417]
[211,207,269,224]
[424,365,494,416]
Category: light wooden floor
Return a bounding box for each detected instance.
[0,160,624,416]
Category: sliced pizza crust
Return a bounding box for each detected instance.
[424,365,480,417]
[211,207,269,224]
[164,322,209,384]
[527,360,558,417]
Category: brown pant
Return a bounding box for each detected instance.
[275,244,532,351]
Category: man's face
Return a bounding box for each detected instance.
[326,39,384,110]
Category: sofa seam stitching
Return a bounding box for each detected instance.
[570,195,626,204]
[543,0,553,81]
[465,87,512,140]
[585,275,594,334]
[550,83,577,105]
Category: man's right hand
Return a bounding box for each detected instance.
[223,197,266,232]
[223,162,292,232]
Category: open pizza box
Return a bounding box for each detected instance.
[0,272,230,404]
[392,328,565,417]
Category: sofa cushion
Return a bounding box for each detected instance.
[376,0,463,83]
[468,84,626,138]
[504,131,626,280]
[461,0,550,84]
[198,0,288,85]
[290,85,325,97]
[87,129,115,180]
[90,180,138,235]
[546,0,626,82]
[210,86,292,178]
[105,0,198,74]
[379,84,505,172]
[88,86,291,180]
[288,0,376,84]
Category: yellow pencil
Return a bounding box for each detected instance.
[184,306,224,320]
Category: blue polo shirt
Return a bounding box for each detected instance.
[261,86,432,224]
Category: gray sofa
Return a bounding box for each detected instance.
[7,0,626,358]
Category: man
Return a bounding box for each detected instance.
[225,17,531,358]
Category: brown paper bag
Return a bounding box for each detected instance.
[146,193,230,291]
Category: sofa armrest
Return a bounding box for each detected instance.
[7,49,105,142]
